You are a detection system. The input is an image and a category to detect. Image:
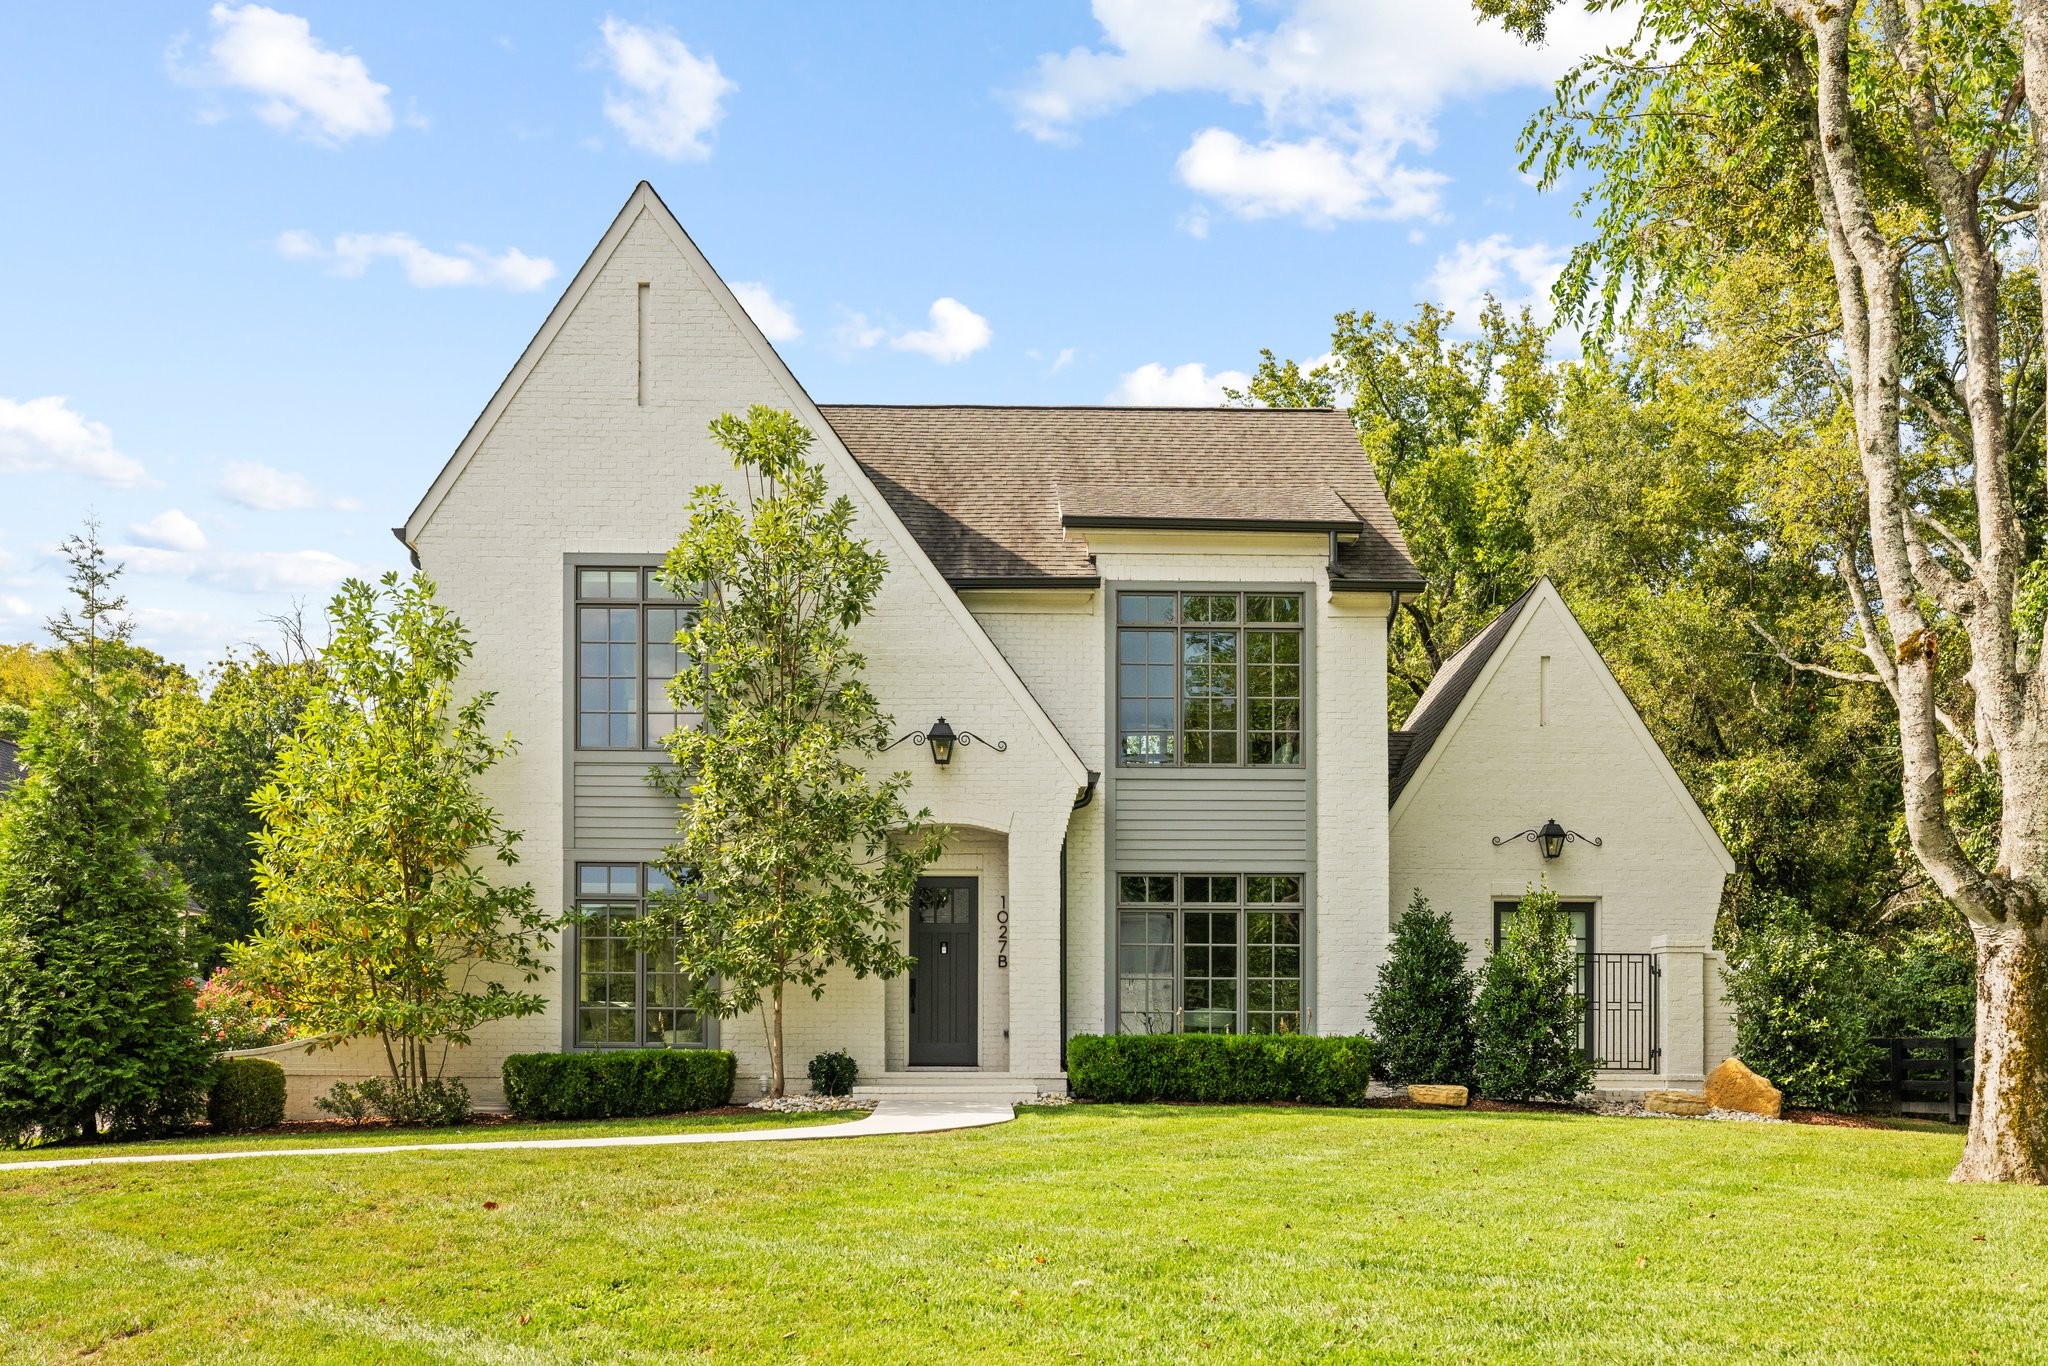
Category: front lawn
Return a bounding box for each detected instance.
[1,1106,2039,1362]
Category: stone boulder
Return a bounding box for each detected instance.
[1703,1057,1783,1119]
[1407,1084,1469,1108]
[1645,1090,1710,1117]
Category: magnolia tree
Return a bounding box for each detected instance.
[1481,0,2048,1182]
[640,406,944,1097]
[236,573,552,1096]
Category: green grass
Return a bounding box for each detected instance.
[1,1108,854,1161]
[1,1105,2041,1362]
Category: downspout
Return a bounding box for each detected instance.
[1059,838,1068,1072]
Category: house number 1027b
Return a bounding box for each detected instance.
[997,905,1009,969]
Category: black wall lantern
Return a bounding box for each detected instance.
[1493,818,1601,859]
[925,717,957,766]
[883,717,1008,767]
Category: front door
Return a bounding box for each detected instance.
[909,877,977,1067]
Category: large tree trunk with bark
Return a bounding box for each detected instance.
[1772,0,2048,1182]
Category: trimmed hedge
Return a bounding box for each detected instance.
[1066,1033,1373,1105]
[208,1057,287,1132]
[501,1048,736,1121]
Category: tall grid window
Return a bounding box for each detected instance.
[1116,873,1305,1034]
[576,567,698,749]
[574,863,705,1049]
[1116,591,1304,767]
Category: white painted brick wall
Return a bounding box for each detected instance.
[1388,592,1730,1073]
[370,203,1086,1095]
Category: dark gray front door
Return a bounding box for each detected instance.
[909,877,977,1067]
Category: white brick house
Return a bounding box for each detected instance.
[273,183,1735,1110]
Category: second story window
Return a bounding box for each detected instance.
[1116,590,1304,767]
[576,567,699,750]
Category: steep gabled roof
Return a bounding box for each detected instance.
[819,405,1422,590]
[1387,583,1538,803]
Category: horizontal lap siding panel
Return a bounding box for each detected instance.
[1113,773,1310,868]
[572,762,677,849]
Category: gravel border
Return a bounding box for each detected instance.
[744,1095,877,1113]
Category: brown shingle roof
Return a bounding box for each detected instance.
[819,405,1421,589]
[1388,583,1539,804]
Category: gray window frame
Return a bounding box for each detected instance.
[570,861,715,1050]
[1115,872,1305,1035]
[573,565,699,752]
[1114,589,1305,769]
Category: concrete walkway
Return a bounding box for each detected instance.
[0,1098,1017,1173]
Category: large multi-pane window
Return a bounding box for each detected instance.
[574,863,705,1049]
[575,567,698,749]
[1116,873,1304,1034]
[1116,591,1304,767]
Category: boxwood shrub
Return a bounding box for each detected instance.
[501,1048,737,1121]
[1065,1033,1373,1105]
[207,1057,287,1133]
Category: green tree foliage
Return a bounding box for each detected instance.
[641,406,944,1097]
[0,529,213,1145]
[1369,890,1476,1086]
[146,650,321,965]
[1472,885,1594,1102]
[235,573,552,1094]
[1723,906,1880,1112]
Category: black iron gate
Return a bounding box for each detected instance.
[1587,953,1660,1072]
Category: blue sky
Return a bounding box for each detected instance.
[0,1,1629,668]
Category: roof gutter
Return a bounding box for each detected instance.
[950,575,1102,591]
[1061,514,1363,535]
[390,527,421,570]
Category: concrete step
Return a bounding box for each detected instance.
[854,1072,1065,1101]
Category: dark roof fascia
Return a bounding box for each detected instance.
[1330,575,1426,594]
[1060,514,1363,535]
[950,575,1103,591]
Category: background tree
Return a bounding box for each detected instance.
[1370,890,1477,1086]
[641,406,944,1097]
[1479,0,2048,1182]
[235,572,551,1096]
[1472,884,1595,1102]
[0,528,212,1145]
[145,649,322,966]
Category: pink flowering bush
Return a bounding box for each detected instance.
[192,968,292,1051]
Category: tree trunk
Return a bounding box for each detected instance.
[769,981,786,1098]
[1954,920,2048,1183]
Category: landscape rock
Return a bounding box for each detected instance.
[1703,1058,1783,1120]
[1644,1090,1710,1117]
[1408,1084,1469,1108]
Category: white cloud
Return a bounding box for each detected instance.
[182,3,394,144]
[1424,234,1567,326]
[0,595,32,619]
[1176,128,1445,226]
[120,545,364,594]
[1107,361,1251,405]
[890,298,992,364]
[1051,347,1077,373]
[129,509,208,553]
[834,311,886,352]
[598,17,735,161]
[214,460,361,512]
[1013,0,1634,225]
[0,396,150,488]
[730,282,801,342]
[277,230,557,292]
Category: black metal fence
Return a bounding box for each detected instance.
[1588,952,1660,1072]
[1880,1035,1974,1123]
